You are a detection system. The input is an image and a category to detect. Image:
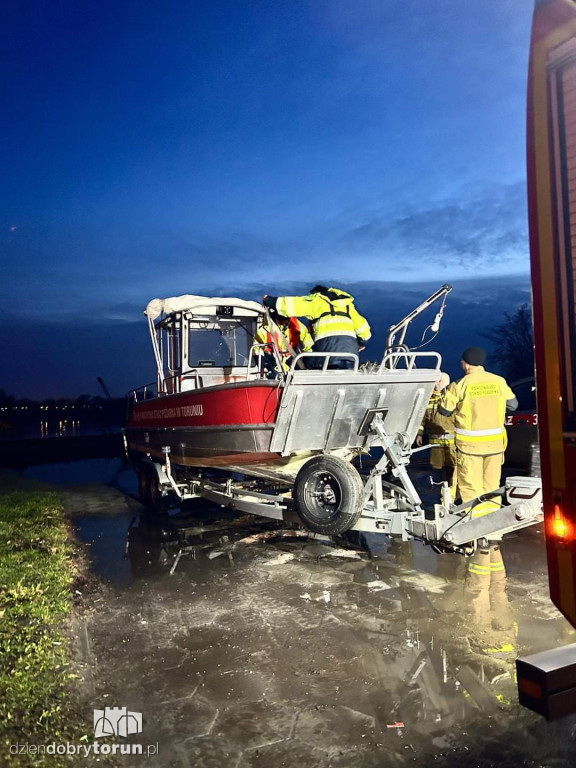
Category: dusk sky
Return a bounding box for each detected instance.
[2,0,533,399]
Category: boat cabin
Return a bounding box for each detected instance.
[143,295,270,395]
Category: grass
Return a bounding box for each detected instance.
[0,490,88,763]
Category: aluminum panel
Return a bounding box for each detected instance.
[270,370,437,454]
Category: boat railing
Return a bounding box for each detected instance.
[162,372,181,394]
[379,350,442,372]
[177,370,214,391]
[282,352,359,387]
[245,342,284,381]
[128,382,158,403]
[129,372,181,397]
[283,349,441,384]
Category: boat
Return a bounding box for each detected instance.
[124,288,543,540]
[125,295,283,472]
[125,290,443,470]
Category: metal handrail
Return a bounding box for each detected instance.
[379,350,442,373]
[246,343,282,381]
[178,370,202,390]
[128,382,158,403]
[162,372,180,394]
[283,352,359,388]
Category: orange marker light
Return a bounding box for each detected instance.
[553,504,569,539]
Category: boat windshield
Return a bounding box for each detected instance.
[188,318,255,367]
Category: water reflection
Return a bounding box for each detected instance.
[114,509,576,755]
[77,513,136,589]
[39,419,82,438]
[0,417,122,441]
[24,457,137,493]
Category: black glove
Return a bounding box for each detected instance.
[262,295,277,310]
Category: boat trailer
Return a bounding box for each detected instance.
[125,284,543,552]
[134,398,543,555]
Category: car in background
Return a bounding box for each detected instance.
[505,376,540,476]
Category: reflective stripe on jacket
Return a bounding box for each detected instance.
[441,367,515,455]
[275,288,371,344]
[255,318,313,359]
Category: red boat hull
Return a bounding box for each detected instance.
[125,381,282,468]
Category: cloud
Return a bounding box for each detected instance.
[1,181,529,323]
[2,274,532,400]
[167,181,531,289]
[333,181,528,275]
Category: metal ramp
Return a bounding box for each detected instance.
[270,351,441,456]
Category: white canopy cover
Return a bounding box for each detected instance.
[145,295,264,320]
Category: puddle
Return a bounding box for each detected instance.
[97,509,576,766]
[24,457,137,494]
[75,513,137,588]
[20,458,576,766]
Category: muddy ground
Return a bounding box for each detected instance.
[7,463,576,767]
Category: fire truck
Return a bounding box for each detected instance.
[516,0,576,719]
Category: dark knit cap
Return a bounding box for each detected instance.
[462,346,486,366]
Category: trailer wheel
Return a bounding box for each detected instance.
[139,465,168,517]
[138,465,151,506]
[293,456,364,535]
[148,470,170,517]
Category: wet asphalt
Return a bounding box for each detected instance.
[18,459,576,767]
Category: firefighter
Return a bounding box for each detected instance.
[254,311,313,374]
[262,285,371,369]
[438,346,518,634]
[415,371,457,499]
[437,346,517,517]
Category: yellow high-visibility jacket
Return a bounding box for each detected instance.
[254,318,313,370]
[440,366,516,455]
[274,288,371,344]
[419,390,455,444]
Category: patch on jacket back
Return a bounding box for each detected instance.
[467,383,501,397]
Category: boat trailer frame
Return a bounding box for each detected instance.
[139,409,543,553]
[128,286,542,551]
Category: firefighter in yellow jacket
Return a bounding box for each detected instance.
[262,285,371,369]
[438,346,517,517]
[254,312,313,374]
[438,347,518,642]
[416,372,457,498]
